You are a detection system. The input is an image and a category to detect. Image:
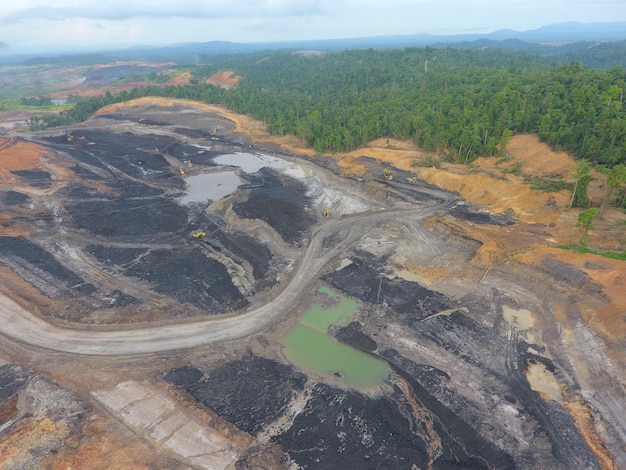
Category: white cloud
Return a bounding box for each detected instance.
[1,0,625,53]
[0,0,334,24]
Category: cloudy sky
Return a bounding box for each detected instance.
[1,0,625,54]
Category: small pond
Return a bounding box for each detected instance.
[213,152,294,173]
[179,171,242,205]
[281,286,389,388]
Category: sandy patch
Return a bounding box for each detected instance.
[206,71,242,89]
[339,138,428,175]
[165,71,192,86]
[419,167,568,224]
[505,134,576,177]
[0,138,46,179]
[525,361,562,403]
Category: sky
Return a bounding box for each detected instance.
[1,0,626,54]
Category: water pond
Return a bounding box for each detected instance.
[179,171,242,205]
[213,152,294,173]
[281,286,389,388]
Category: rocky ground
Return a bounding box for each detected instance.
[0,98,624,469]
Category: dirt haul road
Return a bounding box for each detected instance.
[0,189,455,356]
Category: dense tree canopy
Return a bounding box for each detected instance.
[30,47,626,167]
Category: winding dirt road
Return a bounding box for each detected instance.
[0,187,455,356]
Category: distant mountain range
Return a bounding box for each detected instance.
[6,21,626,66]
[127,21,626,56]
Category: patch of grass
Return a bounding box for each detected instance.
[495,155,514,165]
[558,244,626,260]
[411,154,441,168]
[0,98,72,112]
[500,161,523,176]
[523,174,574,192]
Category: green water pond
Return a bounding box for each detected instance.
[281,286,389,388]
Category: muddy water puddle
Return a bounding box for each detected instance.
[281,286,389,388]
[502,305,536,330]
[179,171,242,204]
[213,152,294,173]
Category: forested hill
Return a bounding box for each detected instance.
[30,47,626,167]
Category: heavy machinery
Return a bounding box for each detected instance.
[192,231,206,239]
[185,160,193,168]
[383,168,393,181]
[323,209,330,217]
[179,166,185,176]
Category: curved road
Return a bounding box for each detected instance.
[0,187,455,356]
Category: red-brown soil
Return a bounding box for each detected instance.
[206,71,241,89]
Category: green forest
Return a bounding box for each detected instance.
[29,47,626,169]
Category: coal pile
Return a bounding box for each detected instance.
[336,296,600,469]
[1,190,29,206]
[234,168,316,244]
[166,142,222,165]
[380,350,517,469]
[11,169,53,188]
[165,357,307,435]
[87,245,244,311]
[69,197,188,237]
[0,362,33,403]
[198,214,272,280]
[2,125,291,320]
[44,131,177,179]
[164,357,432,470]
[450,204,515,225]
[274,383,432,470]
[334,322,378,352]
[323,253,451,321]
[0,237,95,297]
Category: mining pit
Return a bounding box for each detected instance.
[0,98,624,469]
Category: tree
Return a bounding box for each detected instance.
[577,208,598,245]
[570,159,592,208]
[599,164,626,216]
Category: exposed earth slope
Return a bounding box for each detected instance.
[0,98,624,469]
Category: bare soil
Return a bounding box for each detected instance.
[0,97,624,469]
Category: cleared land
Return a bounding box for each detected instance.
[0,98,624,469]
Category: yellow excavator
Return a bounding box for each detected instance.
[383,168,393,181]
[192,231,206,239]
[179,166,185,176]
[323,209,330,217]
